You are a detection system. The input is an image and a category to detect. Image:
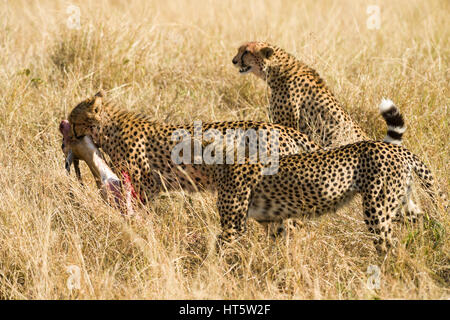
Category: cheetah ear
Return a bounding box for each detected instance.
[92,91,104,113]
[260,47,274,59]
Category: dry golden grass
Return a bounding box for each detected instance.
[0,0,448,299]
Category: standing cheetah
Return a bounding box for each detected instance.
[62,94,440,253]
[61,91,318,227]
[210,101,439,254]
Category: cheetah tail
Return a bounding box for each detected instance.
[379,99,406,145]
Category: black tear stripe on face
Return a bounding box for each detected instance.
[241,50,249,68]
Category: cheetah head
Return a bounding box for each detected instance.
[232,42,275,80]
[67,90,105,145]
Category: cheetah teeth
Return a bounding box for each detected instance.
[239,66,252,74]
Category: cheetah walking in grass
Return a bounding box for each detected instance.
[61,93,440,253]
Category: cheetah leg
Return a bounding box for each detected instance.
[395,177,422,224]
[216,186,252,245]
[404,180,422,223]
[363,191,393,255]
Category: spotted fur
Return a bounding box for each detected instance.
[243,141,437,254]
[212,108,439,254]
[232,41,368,147]
[67,92,440,254]
[232,42,424,226]
[67,91,318,230]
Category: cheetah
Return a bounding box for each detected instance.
[232,41,368,147]
[62,93,440,254]
[209,100,439,253]
[60,90,318,223]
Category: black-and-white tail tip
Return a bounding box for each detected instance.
[379,99,405,145]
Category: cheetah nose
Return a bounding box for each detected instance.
[232,58,238,65]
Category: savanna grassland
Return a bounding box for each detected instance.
[0,0,448,299]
